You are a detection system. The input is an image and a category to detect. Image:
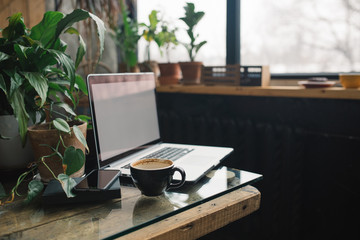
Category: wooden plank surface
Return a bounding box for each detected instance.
[156,85,360,100]
[119,185,260,240]
[0,187,140,239]
[0,185,260,240]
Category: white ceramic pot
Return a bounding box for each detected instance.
[0,115,34,170]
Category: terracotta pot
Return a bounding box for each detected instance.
[118,63,140,73]
[158,63,182,85]
[27,121,87,182]
[179,62,203,85]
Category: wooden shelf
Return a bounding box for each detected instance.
[156,85,360,100]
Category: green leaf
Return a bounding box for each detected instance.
[75,75,87,95]
[195,40,207,54]
[55,9,105,60]
[149,10,159,29]
[25,180,44,203]
[63,146,85,176]
[55,102,76,116]
[9,89,29,146]
[35,47,58,70]
[0,51,10,62]
[73,125,88,152]
[30,11,64,48]
[47,49,75,86]
[55,9,90,38]
[88,12,106,60]
[47,83,75,108]
[138,23,147,28]
[65,27,86,69]
[126,51,138,67]
[75,115,91,124]
[75,34,86,69]
[13,44,28,64]
[9,72,24,98]
[48,78,70,85]
[48,82,66,98]
[22,72,48,107]
[57,174,77,198]
[193,12,205,26]
[2,13,26,41]
[0,74,7,93]
[53,118,70,133]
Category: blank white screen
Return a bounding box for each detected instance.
[91,77,159,161]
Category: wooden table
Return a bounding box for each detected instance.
[0,167,261,240]
[121,185,260,240]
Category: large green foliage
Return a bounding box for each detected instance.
[0,10,105,145]
[0,9,105,204]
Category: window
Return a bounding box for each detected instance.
[137,0,360,75]
[137,0,226,65]
[241,0,360,74]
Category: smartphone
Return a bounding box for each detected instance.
[73,169,121,191]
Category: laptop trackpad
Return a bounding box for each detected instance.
[178,155,219,167]
[173,156,219,181]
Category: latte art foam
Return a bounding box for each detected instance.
[132,159,172,170]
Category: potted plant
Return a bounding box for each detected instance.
[0,9,105,204]
[139,10,162,79]
[179,2,207,84]
[111,0,141,73]
[157,23,181,85]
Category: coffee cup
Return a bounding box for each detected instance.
[130,158,186,196]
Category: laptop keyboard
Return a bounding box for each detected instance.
[122,147,194,169]
[142,147,194,161]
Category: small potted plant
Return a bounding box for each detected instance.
[139,10,162,78]
[111,0,141,72]
[179,2,207,84]
[0,9,105,204]
[157,23,181,85]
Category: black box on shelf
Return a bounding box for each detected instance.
[202,65,270,86]
[202,65,241,85]
[240,65,270,86]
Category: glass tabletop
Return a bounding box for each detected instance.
[102,166,262,239]
[0,167,262,239]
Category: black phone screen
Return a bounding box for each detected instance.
[74,169,121,190]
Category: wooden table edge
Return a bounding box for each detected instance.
[117,185,261,240]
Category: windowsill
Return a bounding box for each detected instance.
[156,84,360,100]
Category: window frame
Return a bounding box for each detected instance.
[226,0,241,65]
[228,0,358,80]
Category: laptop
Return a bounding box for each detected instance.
[86,73,233,182]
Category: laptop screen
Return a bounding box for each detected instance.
[87,73,160,168]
